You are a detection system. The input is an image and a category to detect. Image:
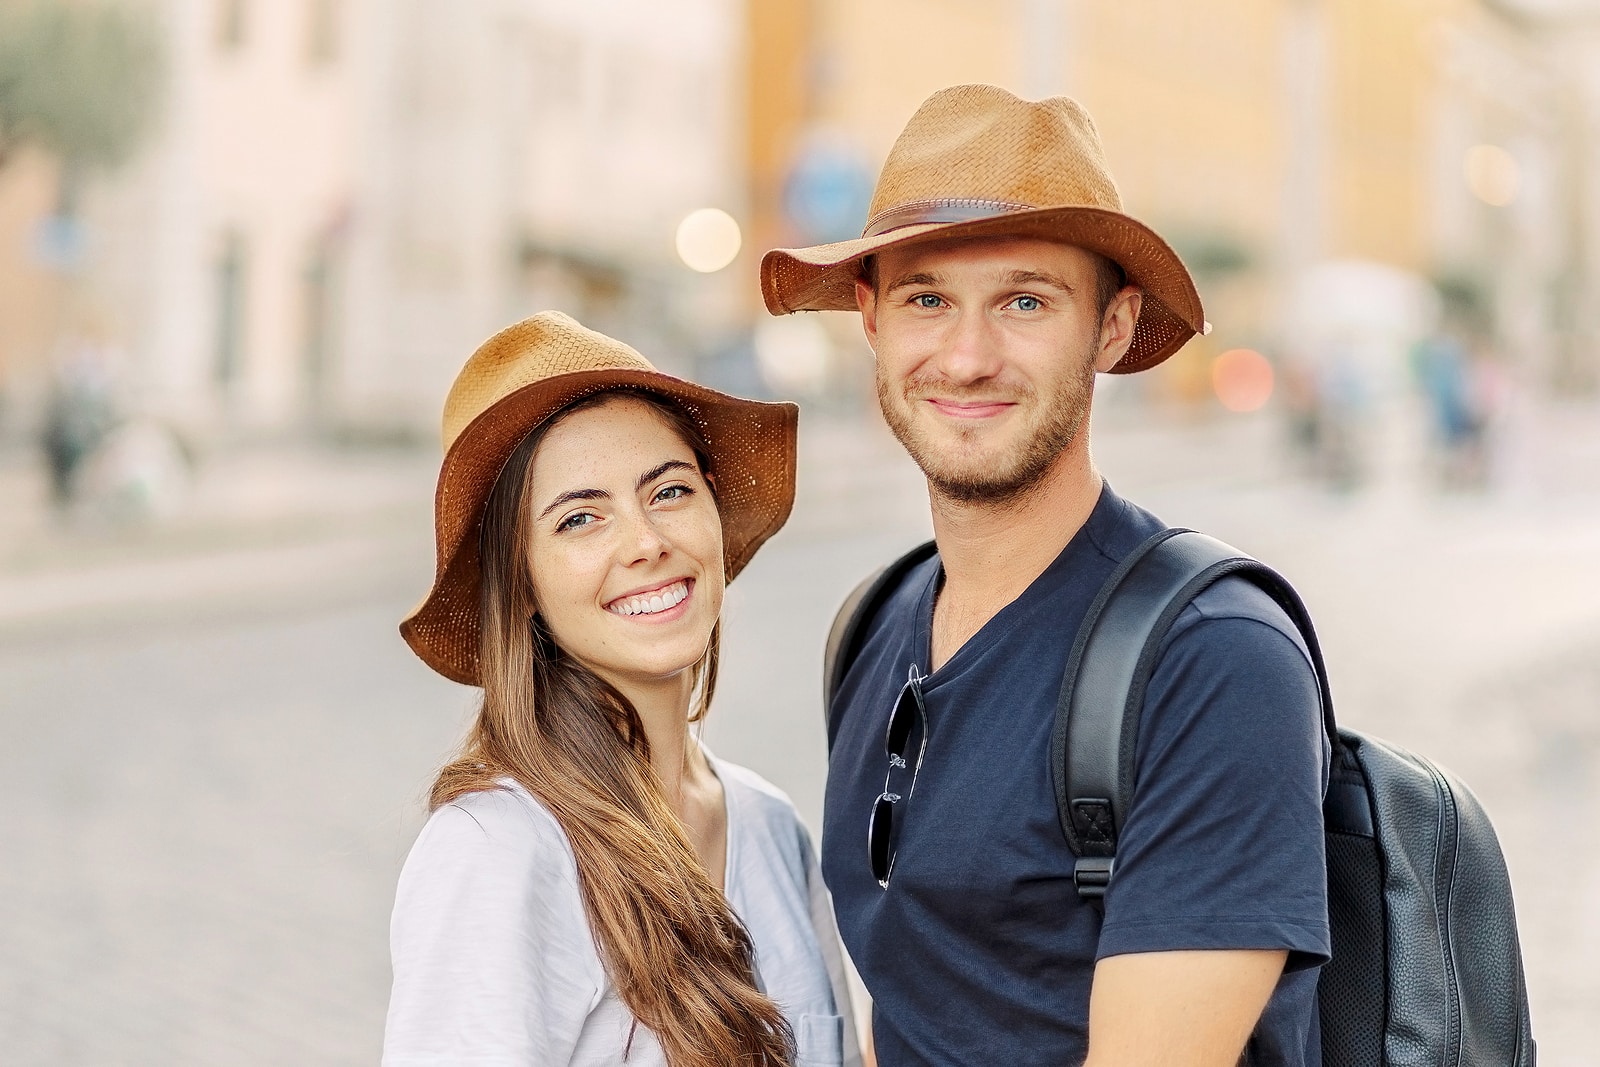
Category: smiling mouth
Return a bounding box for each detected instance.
[606,579,691,617]
[925,398,1017,418]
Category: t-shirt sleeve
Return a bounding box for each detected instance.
[382,792,603,1065]
[1095,606,1331,971]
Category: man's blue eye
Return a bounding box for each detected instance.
[914,294,942,309]
[1013,295,1041,311]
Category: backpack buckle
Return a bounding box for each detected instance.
[1073,856,1115,899]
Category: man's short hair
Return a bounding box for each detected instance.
[860,249,1128,317]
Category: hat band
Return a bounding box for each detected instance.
[861,198,1034,239]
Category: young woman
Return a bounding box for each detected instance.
[385,312,858,1067]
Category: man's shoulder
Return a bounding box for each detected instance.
[1170,573,1315,669]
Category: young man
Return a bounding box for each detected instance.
[761,85,1330,1066]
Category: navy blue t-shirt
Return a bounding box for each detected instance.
[822,484,1331,1066]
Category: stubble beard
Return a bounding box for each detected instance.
[877,345,1098,508]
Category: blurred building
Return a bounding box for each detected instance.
[0,0,745,442]
[339,0,745,433]
[746,0,1600,397]
[4,0,1596,443]
[0,150,64,421]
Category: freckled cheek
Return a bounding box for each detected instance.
[660,512,726,595]
[529,541,613,620]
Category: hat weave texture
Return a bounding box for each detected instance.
[401,312,798,686]
[761,84,1205,373]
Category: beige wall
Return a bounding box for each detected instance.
[189,0,358,427]
[0,150,64,409]
[1074,0,1287,251]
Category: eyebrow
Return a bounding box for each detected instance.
[635,459,697,491]
[883,268,1078,295]
[1003,269,1077,293]
[883,270,944,294]
[534,459,699,522]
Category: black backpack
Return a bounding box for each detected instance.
[823,528,1536,1067]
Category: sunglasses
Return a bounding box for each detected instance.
[868,664,929,888]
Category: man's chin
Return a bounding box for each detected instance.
[912,449,1031,499]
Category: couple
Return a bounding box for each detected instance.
[384,86,1329,1067]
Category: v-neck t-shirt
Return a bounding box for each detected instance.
[821,483,1331,1067]
[385,754,860,1067]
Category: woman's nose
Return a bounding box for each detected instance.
[619,509,669,564]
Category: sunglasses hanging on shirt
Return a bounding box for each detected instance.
[868,664,929,888]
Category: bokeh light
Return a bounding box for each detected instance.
[1211,348,1275,412]
[1464,144,1520,207]
[674,208,742,273]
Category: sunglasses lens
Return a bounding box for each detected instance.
[884,680,922,757]
[869,794,896,885]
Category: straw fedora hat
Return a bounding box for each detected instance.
[400,311,799,686]
[760,84,1206,373]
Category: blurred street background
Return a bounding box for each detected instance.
[3,0,1600,1063]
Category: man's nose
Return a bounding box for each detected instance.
[935,307,1004,385]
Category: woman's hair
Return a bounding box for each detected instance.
[431,389,794,1067]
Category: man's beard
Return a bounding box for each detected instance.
[877,348,1097,507]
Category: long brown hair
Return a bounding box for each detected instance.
[431,389,794,1066]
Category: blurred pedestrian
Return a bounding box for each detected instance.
[1411,328,1498,490]
[762,85,1327,1066]
[39,328,120,510]
[385,313,860,1067]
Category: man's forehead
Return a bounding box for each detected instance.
[876,236,1096,287]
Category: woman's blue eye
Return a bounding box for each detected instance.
[654,484,693,503]
[1011,295,1042,311]
[557,512,596,532]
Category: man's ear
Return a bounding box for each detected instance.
[1095,287,1143,373]
[855,277,879,353]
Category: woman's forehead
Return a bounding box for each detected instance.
[530,396,697,487]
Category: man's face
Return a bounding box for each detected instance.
[857,236,1139,505]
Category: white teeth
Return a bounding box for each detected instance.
[608,581,688,616]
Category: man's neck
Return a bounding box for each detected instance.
[926,444,1102,670]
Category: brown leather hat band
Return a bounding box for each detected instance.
[860,198,1034,239]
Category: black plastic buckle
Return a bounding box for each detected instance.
[1073,856,1115,900]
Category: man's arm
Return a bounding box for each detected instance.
[1083,949,1287,1067]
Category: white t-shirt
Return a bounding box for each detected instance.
[383,754,861,1067]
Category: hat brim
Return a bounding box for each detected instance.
[400,368,798,686]
[760,206,1204,373]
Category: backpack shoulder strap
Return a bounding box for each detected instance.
[822,540,938,751]
[1053,529,1336,899]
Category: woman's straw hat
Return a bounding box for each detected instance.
[760,84,1207,373]
[400,311,798,686]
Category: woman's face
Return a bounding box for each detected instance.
[524,395,725,692]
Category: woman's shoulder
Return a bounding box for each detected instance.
[406,779,576,876]
[712,757,817,863]
[715,758,802,822]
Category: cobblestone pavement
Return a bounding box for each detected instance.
[1,405,1598,1064]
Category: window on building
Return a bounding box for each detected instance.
[306,0,340,66]
[214,231,248,389]
[301,231,344,424]
[217,0,247,52]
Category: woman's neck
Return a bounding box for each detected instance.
[612,671,711,810]
[612,669,727,886]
